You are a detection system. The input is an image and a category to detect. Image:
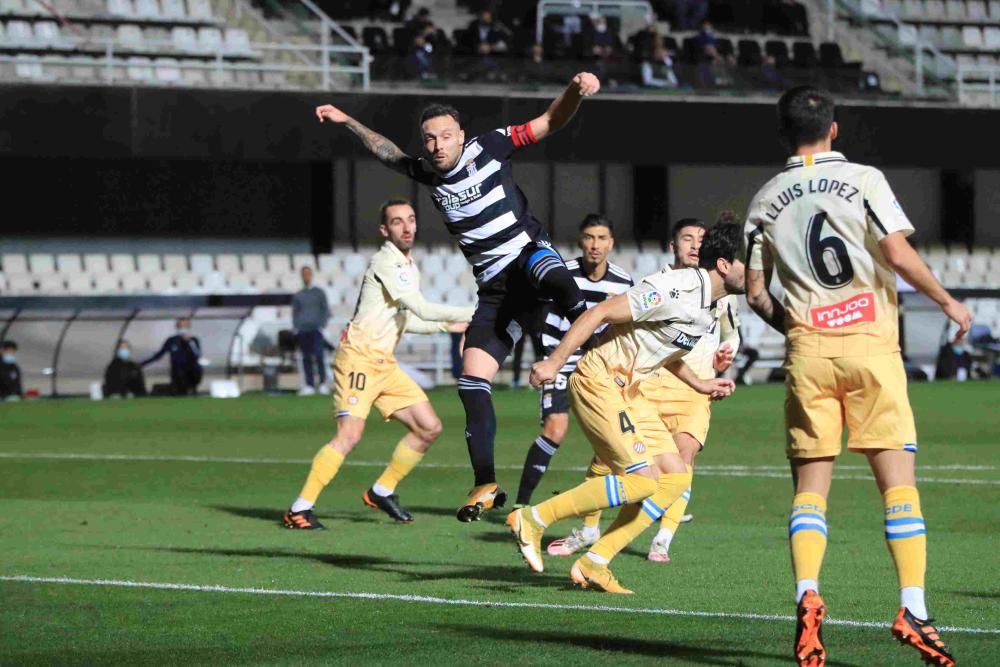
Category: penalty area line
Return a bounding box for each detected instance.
[1,575,998,636]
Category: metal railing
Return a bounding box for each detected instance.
[535,0,655,45]
[957,64,1000,107]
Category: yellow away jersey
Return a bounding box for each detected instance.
[744,151,914,358]
[577,267,717,386]
[344,242,473,356]
[649,295,741,390]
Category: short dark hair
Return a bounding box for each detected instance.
[671,218,706,245]
[699,222,742,269]
[379,198,413,225]
[777,86,835,151]
[419,103,461,128]
[579,213,614,235]
[2,340,17,351]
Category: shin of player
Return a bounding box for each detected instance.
[508,224,744,592]
[284,201,474,529]
[516,215,632,507]
[745,87,969,666]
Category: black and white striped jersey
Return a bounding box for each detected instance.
[541,258,633,374]
[405,125,545,285]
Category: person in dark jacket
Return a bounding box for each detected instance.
[292,266,331,396]
[0,340,24,401]
[141,317,203,396]
[104,340,147,398]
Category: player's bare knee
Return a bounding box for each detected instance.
[542,417,568,444]
[674,434,702,467]
[418,419,443,444]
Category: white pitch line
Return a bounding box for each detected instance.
[2,575,997,636]
[1,452,997,485]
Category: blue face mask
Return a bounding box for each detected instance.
[117,349,131,360]
[2,354,14,364]
[952,345,964,355]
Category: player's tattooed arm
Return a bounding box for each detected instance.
[316,104,411,174]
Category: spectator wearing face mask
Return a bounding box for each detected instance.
[0,340,23,401]
[141,317,203,396]
[104,340,147,398]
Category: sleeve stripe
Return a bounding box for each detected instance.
[864,198,889,236]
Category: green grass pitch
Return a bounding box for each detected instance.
[2,381,998,665]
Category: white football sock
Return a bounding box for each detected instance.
[290,497,314,513]
[586,551,609,565]
[531,506,548,528]
[653,527,675,550]
[580,525,600,540]
[901,587,928,620]
[796,579,819,603]
[371,483,393,497]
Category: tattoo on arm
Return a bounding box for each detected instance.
[344,118,409,172]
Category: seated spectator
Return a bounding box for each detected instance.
[692,20,734,86]
[761,53,789,90]
[468,9,510,56]
[520,43,559,84]
[0,340,23,401]
[628,22,662,62]
[406,29,437,80]
[675,0,709,30]
[406,6,433,32]
[589,15,621,60]
[640,44,679,88]
[103,340,147,398]
[142,317,203,396]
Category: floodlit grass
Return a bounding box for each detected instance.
[2,382,998,665]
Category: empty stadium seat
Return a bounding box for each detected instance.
[316,253,337,273]
[215,254,240,274]
[107,0,134,16]
[120,273,147,293]
[187,0,212,20]
[65,273,93,294]
[172,26,198,51]
[55,254,82,274]
[162,254,187,273]
[174,272,199,291]
[117,25,145,50]
[94,274,119,293]
[224,28,251,55]
[227,273,252,292]
[267,253,292,274]
[0,0,24,16]
[134,0,160,19]
[161,0,185,19]
[962,26,983,49]
[197,26,222,53]
[6,20,33,45]
[342,253,366,276]
[6,273,34,294]
[242,254,266,274]
[444,254,467,276]
[136,254,161,273]
[110,254,135,273]
[945,0,965,19]
[155,58,182,83]
[180,59,207,85]
[420,255,445,275]
[201,271,226,292]
[278,273,303,291]
[984,27,1000,50]
[34,21,70,49]
[148,273,173,292]
[2,254,28,274]
[83,254,110,274]
[126,56,154,81]
[38,274,65,293]
[28,253,55,274]
[291,253,314,271]
[253,273,279,292]
[189,254,214,274]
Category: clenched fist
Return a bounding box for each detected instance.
[316,104,350,124]
[571,72,601,97]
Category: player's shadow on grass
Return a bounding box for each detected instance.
[141,545,571,589]
[950,590,1000,600]
[440,625,860,666]
[210,505,380,526]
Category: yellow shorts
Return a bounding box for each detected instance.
[785,352,916,459]
[569,371,675,475]
[333,343,428,421]
[637,380,712,447]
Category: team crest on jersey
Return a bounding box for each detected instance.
[639,290,663,311]
[465,159,477,176]
[669,288,680,299]
[634,441,646,454]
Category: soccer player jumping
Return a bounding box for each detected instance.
[745,86,969,667]
[316,73,599,521]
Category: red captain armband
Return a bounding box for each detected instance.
[510,122,537,148]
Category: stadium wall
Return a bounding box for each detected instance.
[3,85,998,248]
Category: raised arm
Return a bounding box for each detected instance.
[316,104,412,174]
[526,72,601,142]
[141,339,170,367]
[880,232,971,341]
[396,292,475,325]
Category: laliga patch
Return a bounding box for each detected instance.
[810,291,876,329]
[347,396,358,405]
[639,290,663,311]
[398,270,411,285]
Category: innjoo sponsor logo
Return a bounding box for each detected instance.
[810,292,876,329]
